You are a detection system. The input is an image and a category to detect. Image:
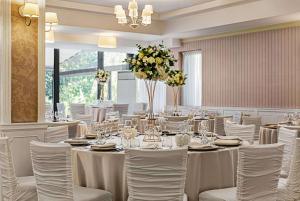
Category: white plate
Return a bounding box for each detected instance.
[90,146,116,151]
[64,139,89,146]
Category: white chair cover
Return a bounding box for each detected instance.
[242,116,262,140]
[236,144,284,201]
[70,104,92,124]
[225,122,256,144]
[278,127,298,177]
[125,149,188,201]
[45,126,69,143]
[214,116,233,136]
[199,144,284,201]
[113,104,129,116]
[99,108,107,122]
[30,141,112,201]
[0,136,37,201]
[91,107,100,122]
[30,141,74,201]
[277,138,300,201]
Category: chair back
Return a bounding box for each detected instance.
[242,116,262,140]
[278,127,298,177]
[125,149,188,201]
[236,144,284,201]
[284,138,300,200]
[225,122,256,144]
[30,141,74,201]
[113,104,129,116]
[45,126,69,143]
[91,107,100,122]
[70,103,86,119]
[214,116,233,136]
[99,108,107,123]
[0,136,18,201]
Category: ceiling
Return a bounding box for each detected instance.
[46,0,300,51]
[62,0,215,13]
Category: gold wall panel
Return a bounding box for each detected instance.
[11,3,38,123]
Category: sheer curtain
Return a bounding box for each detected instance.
[182,51,202,106]
[136,79,166,113]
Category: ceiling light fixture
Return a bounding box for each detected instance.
[98,36,117,48]
[114,0,153,29]
[19,1,39,26]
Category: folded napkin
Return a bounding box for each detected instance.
[188,142,218,150]
[214,139,241,146]
[217,136,241,141]
[91,143,116,149]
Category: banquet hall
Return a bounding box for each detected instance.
[1,0,300,200]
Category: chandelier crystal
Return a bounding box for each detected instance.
[114,0,153,29]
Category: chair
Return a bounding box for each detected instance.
[199,143,284,201]
[45,126,69,143]
[113,104,129,116]
[91,107,100,122]
[70,103,92,124]
[30,141,112,201]
[214,116,233,136]
[278,127,298,178]
[277,138,300,201]
[0,136,37,201]
[242,116,262,140]
[125,148,188,201]
[225,121,256,144]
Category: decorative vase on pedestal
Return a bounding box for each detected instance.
[144,80,157,119]
[172,86,180,112]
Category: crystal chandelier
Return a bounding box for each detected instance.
[114,0,153,29]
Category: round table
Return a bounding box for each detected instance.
[47,120,84,138]
[71,137,239,201]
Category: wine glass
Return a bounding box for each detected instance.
[131,118,138,129]
[125,120,132,127]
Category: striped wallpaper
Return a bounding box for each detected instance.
[172,26,300,108]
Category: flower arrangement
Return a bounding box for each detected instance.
[95,69,110,101]
[124,44,177,117]
[165,70,187,87]
[95,69,110,83]
[125,44,177,81]
[166,70,187,112]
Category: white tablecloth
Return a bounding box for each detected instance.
[72,138,239,201]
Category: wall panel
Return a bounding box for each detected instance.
[173,27,300,108]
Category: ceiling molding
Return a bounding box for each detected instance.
[159,0,260,20]
[46,0,160,20]
[181,21,300,43]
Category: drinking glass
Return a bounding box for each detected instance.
[96,127,106,145]
[125,120,132,127]
[131,118,138,129]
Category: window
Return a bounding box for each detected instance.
[136,79,166,113]
[45,48,127,113]
[182,51,202,106]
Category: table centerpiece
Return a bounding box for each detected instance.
[125,44,177,119]
[95,69,110,102]
[165,69,187,113]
